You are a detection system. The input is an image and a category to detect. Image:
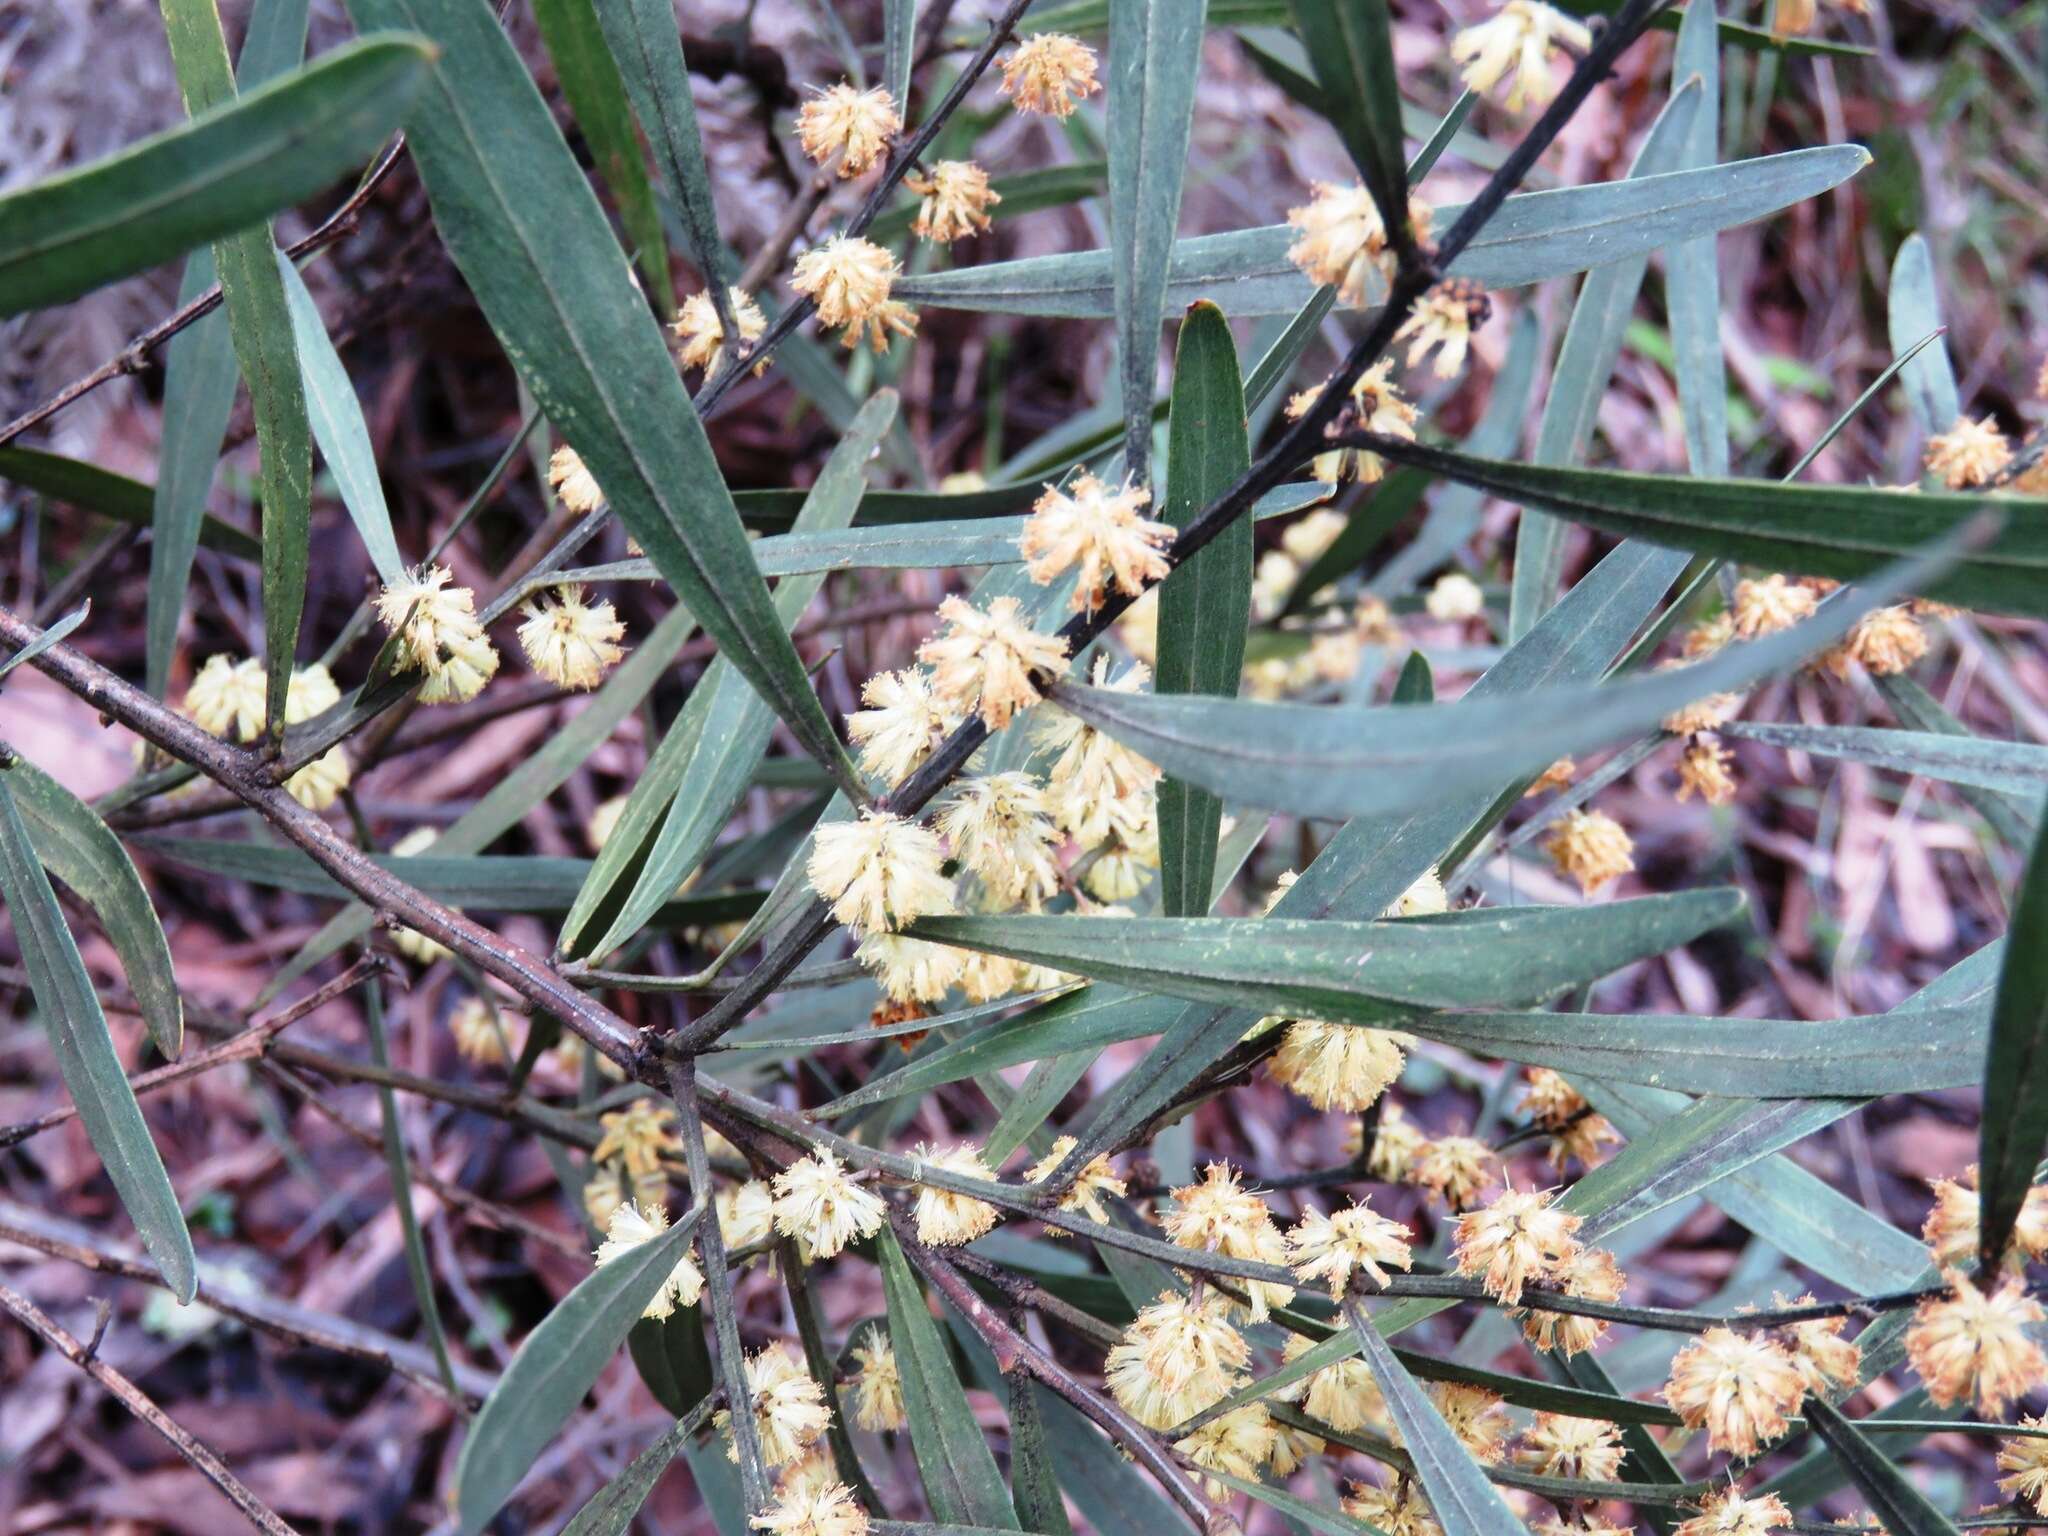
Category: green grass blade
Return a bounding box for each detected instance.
[0,774,195,1301]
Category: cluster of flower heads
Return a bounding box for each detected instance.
[181,655,352,811]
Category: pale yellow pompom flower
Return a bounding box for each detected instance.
[1285,1200,1413,1295]
[1662,681,1744,737]
[548,445,605,513]
[375,564,498,704]
[771,1150,887,1259]
[1451,1,1593,112]
[1359,1100,1427,1183]
[796,83,901,178]
[1823,605,1927,679]
[1925,414,2013,488]
[1731,573,1818,639]
[1175,1402,1278,1500]
[672,287,767,378]
[911,1142,1002,1246]
[998,33,1100,117]
[1103,1290,1249,1429]
[518,584,625,691]
[594,1101,681,1178]
[1452,1186,1581,1305]
[1037,656,1161,840]
[449,995,514,1065]
[1426,1383,1513,1462]
[1411,1133,1499,1209]
[1343,1481,1442,1536]
[1081,793,1159,903]
[1280,508,1348,567]
[185,653,268,742]
[918,593,1070,730]
[1677,735,1738,805]
[792,236,900,335]
[1285,182,1389,307]
[281,664,350,810]
[1907,1270,2048,1415]
[1774,1292,1862,1395]
[1162,1163,1294,1321]
[848,1332,906,1432]
[806,810,955,935]
[388,826,452,964]
[1281,1333,1386,1432]
[1426,571,1485,622]
[1544,808,1634,895]
[1661,1326,1808,1456]
[1919,1165,2048,1267]
[1515,1242,1624,1356]
[585,795,627,853]
[751,1478,869,1536]
[1673,1489,1792,1536]
[1396,279,1491,379]
[715,1341,831,1469]
[937,772,1062,908]
[1527,757,1577,795]
[1287,360,1420,483]
[855,932,966,1005]
[718,1179,777,1252]
[1524,1068,1587,1129]
[843,299,919,356]
[1019,472,1173,612]
[848,668,962,786]
[1998,1417,2048,1513]
[1519,1412,1625,1482]
[1268,1019,1412,1112]
[907,160,1000,242]
[1025,1136,1126,1230]
[593,1201,704,1321]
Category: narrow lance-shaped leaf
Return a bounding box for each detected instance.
[1511,78,1700,640]
[1978,812,2048,1269]
[560,1398,716,1536]
[8,755,182,1059]
[0,449,255,558]
[1107,0,1207,479]
[1047,529,1966,822]
[455,1208,702,1534]
[159,0,312,740]
[1803,1396,1962,1536]
[1887,233,1960,442]
[532,0,673,313]
[882,0,918,110]
[0,772,196,1301]
[1156,302,1251,915]
[0,36,430,316]
[276,252,404,580]
[341,0,854,784]
[1667,0,1729,480]
[876,1227,1020,1530]
[1718,719,2048,796]
[0,602,90,687]
[145,0,312,699]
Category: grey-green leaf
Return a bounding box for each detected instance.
[877,1227,1020,1530]
[0,35,430,316]
[341,0,852,782]
[1803,1396,1962,1536]
[1978,814,2048,1269]
[1886,234,1959,440]
[276,251,404,580]
[455,1208,701,1534]
[0,774,195,1301]
[1719,720,2048,795]
[896,147,1870,317]
[1156,301,1251,916]
[9,756,182,1059]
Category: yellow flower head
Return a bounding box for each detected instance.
[1344,1479,1443,1536]
[848,667,963,787]
[1775,1291,1862,1396]
[718,1179,777,1253]
[1358,1100,1427,1183]
[1019,472,1173,613]
[1452,1186,1582,1305]
[771,1150,887,1259]
[594,1101,682,1178]
[1661,1326,1808,1457]
[548,445,605,513]
[279,663,350,810]
[1285,1199,1414,1295]
[1451,2,1593,112]
[1162,1163,1293,1321]
[907,160,1001,242]
[792,236,901,335]
[1997,1416,2048,1514]
[1823,605,1928,679]
[1285,182,1389,307]
[855,932,967,1005]
[806,810,955,935]
[1674,1488,1793,1536]
[918,593,1070,730]
[1396,278,1491,379]
[1037,656,1160,841]
[1731,573,1818,639]
[1175,1401,1278,1500]
[1925,414,2012,488]
[449,994,515,1066]
[1676,735,1738,805]
[1411,1133,1500,1209]
[1544,808,1634,895]
[672,287,767,378]
[184,653,268,742]
[1515,1242,1625,1356]
[751,1478,869,1536]
[937,771,1062,909]
[593,1200,704,1321]
[1282,1333,1387,1432]
[1907,1270,2048,1415]
[375,564,498,705]
[848,1332,906,1433]
[998,33,1100,117]
[795,83,901,178]
[716,1341,831,1469]
[518,584,625,691]
[911,1142,1002,1246]
[1426,571,1486,622]
[1661,679,1744,737]
[1519,1412,1625,1482]
[1267,1019,1412,1113]
[1103,1290,1248,1429]
[1025,1137,1126,1230]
